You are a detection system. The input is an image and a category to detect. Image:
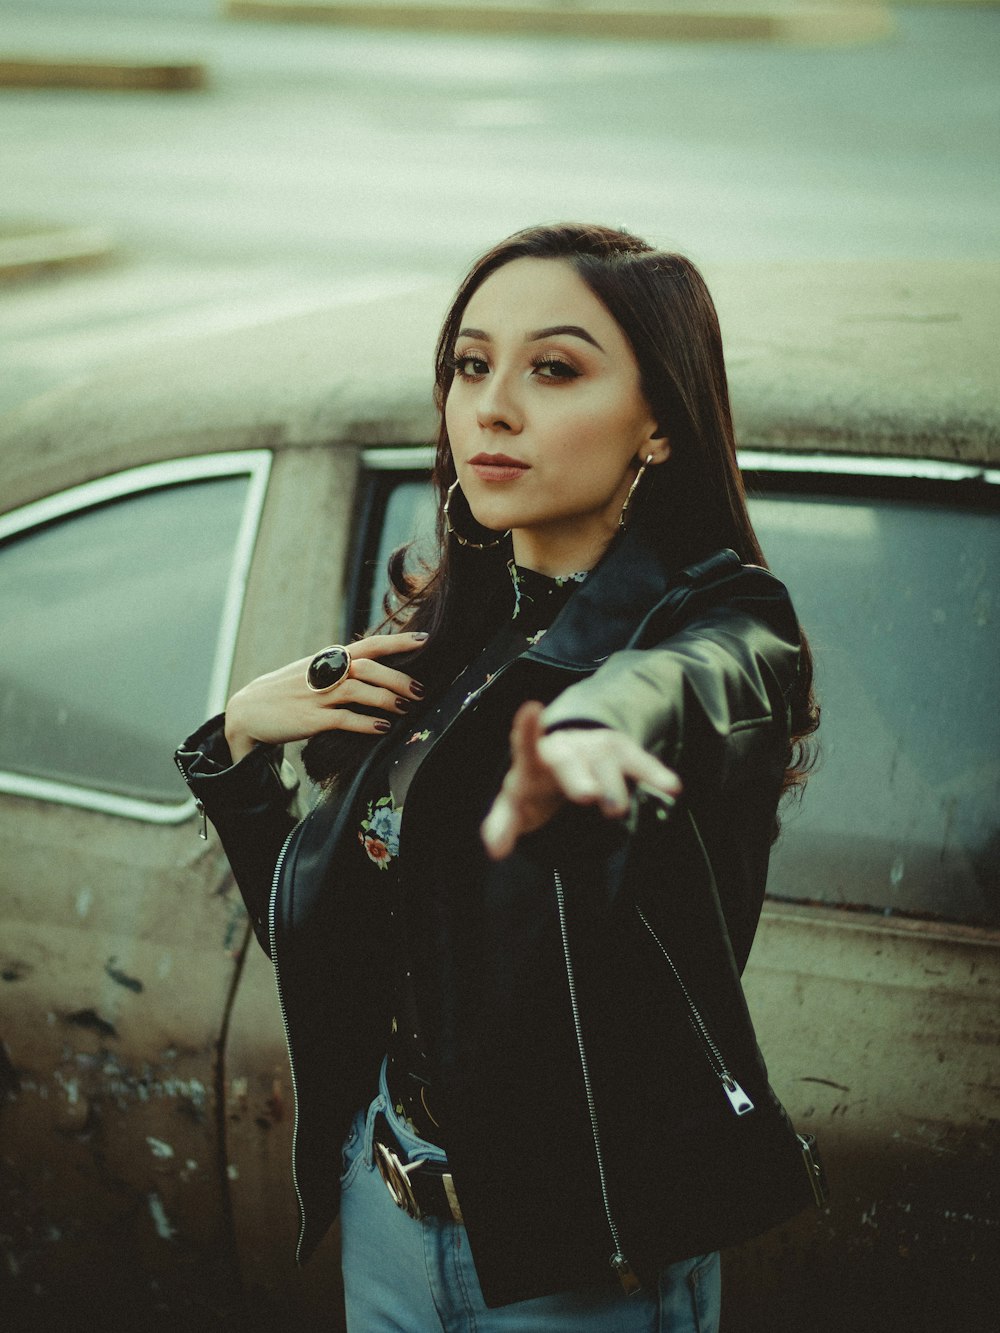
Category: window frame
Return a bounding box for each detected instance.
[358,445,1000,488]
[353,448,1000,613]
[0,451,272,823]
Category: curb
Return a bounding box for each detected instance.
[0,58,206,92]
[225,0,896,43]
[0,225,116,283]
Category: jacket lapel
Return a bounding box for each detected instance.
[525,530,680,669]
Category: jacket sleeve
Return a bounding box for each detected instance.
[175,714,302,956]
[540,574,801,804]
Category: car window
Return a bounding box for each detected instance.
[365,479,439,630]
[0,453,270,818]
[754,490,998,927]
[359,457,998,927]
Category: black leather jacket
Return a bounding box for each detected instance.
[176,534,818,1308]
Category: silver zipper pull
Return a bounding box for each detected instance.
[798,1133,829,1207]
[722,1074,754,1115]
[195,798,207,840]
[610,1252,642,1295]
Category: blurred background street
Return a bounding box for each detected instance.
[1,1,998,417]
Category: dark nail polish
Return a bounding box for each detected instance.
[374,719,391,732]
[410,682,425,698]
[395,697,411,712]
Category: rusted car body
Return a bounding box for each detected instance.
[1,263,997,1330]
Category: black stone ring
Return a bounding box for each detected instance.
[305,645,352,693]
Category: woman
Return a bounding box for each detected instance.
[176,223,822,1331]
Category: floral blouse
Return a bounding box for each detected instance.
[354,561,588,1146]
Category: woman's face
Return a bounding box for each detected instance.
[444,257,667,575]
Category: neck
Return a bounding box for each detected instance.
[511,519,617,578]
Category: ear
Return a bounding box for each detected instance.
[641,426,671,466]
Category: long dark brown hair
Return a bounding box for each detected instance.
[305,223,819,821]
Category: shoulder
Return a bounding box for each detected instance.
[631,549,796,650]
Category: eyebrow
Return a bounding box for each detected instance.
[456,324,605,353]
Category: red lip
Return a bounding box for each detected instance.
[469,453,529,469]
[468,453,531,484]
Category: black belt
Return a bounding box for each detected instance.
[373,1112,464,1224]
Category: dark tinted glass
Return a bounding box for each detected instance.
[366,480,438,630]
[0,477,250,804]
[369,477,998,926]
[755,493,998,926]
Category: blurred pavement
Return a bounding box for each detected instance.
[1,0,997,416]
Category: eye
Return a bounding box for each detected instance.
[450,352,489,380]
[532,356,580,382]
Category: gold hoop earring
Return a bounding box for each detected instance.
[444,479,510,550]
[618,455,654,533]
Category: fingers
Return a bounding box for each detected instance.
[482,717,683,859]
[351,630,428,661]
[328,631,426,709]
[539,729,681,814]
[480,788,520,862]
[507,701,547,770]
[311,706,398,737]
[349,656,425,703]
[310,655,423,729]
[482,704,559,860]
[226,632,428,754]
[299,631,427,705]
[481,766,563,862]
[321,677,414,718]
[535,744,628,816]
[482,703,566,860]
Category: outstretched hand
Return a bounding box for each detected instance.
[481,701,682,861]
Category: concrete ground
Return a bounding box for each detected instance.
[1,1,997,415]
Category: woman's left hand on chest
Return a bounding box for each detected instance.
[481,701,681,861]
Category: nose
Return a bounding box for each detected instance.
[475,371,522,434]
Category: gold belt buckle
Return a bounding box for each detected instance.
[373,1140,465,1224]
[375,1140,427,1220]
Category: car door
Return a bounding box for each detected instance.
[0,441,359,1329]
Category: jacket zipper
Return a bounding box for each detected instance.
[634,904,754,1117]
[553,869,642,1297]
[173,755,208,838]
[268,825,310,1260]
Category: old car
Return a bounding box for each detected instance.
[1,262,997,1330]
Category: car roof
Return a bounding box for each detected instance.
[1,261,997,514]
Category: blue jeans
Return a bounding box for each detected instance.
[339,1076,721,1332]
